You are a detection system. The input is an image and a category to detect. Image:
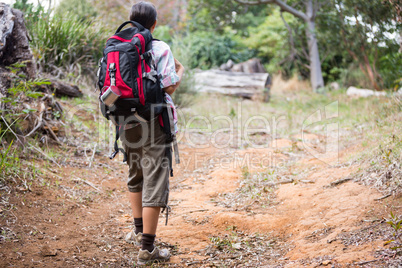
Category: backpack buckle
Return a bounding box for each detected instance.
[109,63,117,86]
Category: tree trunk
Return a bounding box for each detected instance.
[362,51,380,90]
[305,0,324,91]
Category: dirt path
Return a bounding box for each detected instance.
[0,131,399,267]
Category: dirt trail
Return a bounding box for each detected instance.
[158,137,386,266]
[0,132,398,267]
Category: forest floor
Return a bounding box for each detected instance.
[0,91,401,267]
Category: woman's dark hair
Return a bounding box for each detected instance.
[129,1,157,30]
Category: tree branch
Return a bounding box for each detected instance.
[280,11,296,54]
[235,0,307,20]
[235,0,275,4]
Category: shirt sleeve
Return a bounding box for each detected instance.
[154,42,180,89]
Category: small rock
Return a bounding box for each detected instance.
[232,242,241,250]
[330,82,340,91]
[17,187,28,192]
[322,260,331,266]
[40,245,57,257]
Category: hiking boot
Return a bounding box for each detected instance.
[125,230,142,246]
[137,247,170,266]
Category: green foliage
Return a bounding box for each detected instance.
[0,63,50,138]
[188,0,269,35]
[13,0,47,24]
[153,25,174,45]
[0,141,14,174]
[210,234,238,251]
[55,0,98,22]
[385,211,402,252]
[327,0,400,89]
[0,143,23,183]
[180,30,254,69]
[241,8,295,75]
[338,64,373,89]
[184,31,231,69]
[188,0,400,89]
[378,52,402,90]
[29,13,108,79]
[170,35,197,107]
[14,0,109,81]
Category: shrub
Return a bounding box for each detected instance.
[339,64,373,89]
[170,36,197,108]
[153,25,174,45]
[181,31,253,69]
[378,52,402,90]
[29,14,108,80]
[14,0,109,82]
[55,0,98,22]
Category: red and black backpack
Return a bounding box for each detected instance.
[97,21,164,121]
[97,21,173,162]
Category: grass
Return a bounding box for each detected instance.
[28,12,109,80]
[206,230,286,267]
[179,79,401,208]
[184,84,401,150]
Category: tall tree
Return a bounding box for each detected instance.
[335,0,400,90]
[387,0,401,52]
[235,0,325,90]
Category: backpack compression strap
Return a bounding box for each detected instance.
[167,105,180,165]
[110,125,127,162]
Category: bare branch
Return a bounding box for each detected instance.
[235,0,275,5]
[1,116,24,146]
[320,48,331,64]
[280,10,296,55]
[300,44,310,59]
[235,0,307,20]
[278,10,299,66]
[302,62,311,70]
[313,0,318,18]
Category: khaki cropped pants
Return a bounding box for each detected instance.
[121,116,169,207]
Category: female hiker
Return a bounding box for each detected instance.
[121,1,184,265]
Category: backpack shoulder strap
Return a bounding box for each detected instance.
[115,21,144,33]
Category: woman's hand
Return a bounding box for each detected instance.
[174,58,184,73]
[163,58,185,95]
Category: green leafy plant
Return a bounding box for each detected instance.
[28,13,107,79]
[14,0,109,81]
[210,232,241,252]
[384,211,402,252]
[170,36,197,108]
[0,141,14,174]
[1,63,50,136]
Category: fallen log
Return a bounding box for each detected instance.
[194,69,269,100]
[41,79,83,98]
